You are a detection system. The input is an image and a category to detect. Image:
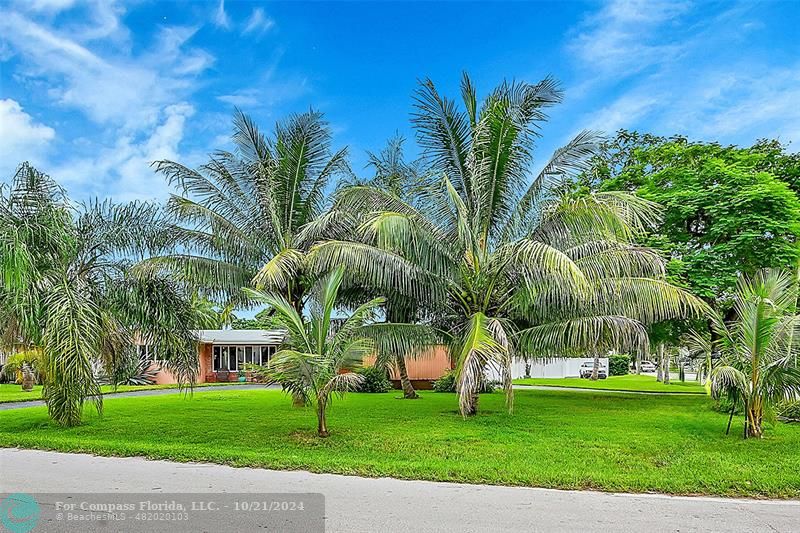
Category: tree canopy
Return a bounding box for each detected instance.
[585,132,800,312]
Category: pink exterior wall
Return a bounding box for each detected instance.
[151,343,452,385]
[150,343,211,385]
[364,346,452,380]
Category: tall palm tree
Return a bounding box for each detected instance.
[149,110,350,311]
[0,163,200,426]
[245,267,376,437]
[342,135,438,398]
[688,269,800,438]
[310,74,706,416]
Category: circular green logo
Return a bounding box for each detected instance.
[0,493,40,533]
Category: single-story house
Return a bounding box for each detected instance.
[147,330,454,386]
[145,330,602,386]
[146,329,285,384]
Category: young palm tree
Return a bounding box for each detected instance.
[0,163,200,426]
[245,267,377,437]
[310,74,706,416]
[687,269,800,438]
[150,110,350,311]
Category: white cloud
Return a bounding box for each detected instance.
[216,51,309,112]
[0,4,219,199]
[243,8,275,37]
[0,99,55,174]
[569,1,800,146]
[568,0,690,78]
[52,103,196,201]
[0,13,212,132]
[21,0,76,13]
[584,92,659,134]
[663,64,800,144]
[217,89,262,107]
[213,0,231,29]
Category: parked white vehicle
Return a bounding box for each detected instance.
[640,360,657,373]
[579,361,607,379]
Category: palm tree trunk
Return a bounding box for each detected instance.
[726,403,735,435]
[396,355,419,399]
[746,400,763,438]
[292,391,305,407]
[656,344,664,382]
[316,395,329,438]
[464,390,479,416]
[663,351,671,384]
[591,353,600,381]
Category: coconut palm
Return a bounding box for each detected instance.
[245,267,379,437]
[149,109,350,311]
[340,135,439,399]
[687,269,800,438]
[310,74,706,416]
[0,163,200,426]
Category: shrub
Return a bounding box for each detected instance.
[432,370,496,393]
[356,366,392,393]
[1,349,45,384]
[778,401,800,422]
[609,354,631,376]
[432,371,456,392]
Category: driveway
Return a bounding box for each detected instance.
[0,384,268,411]
[1,449,797,532]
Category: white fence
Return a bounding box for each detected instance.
[486,357,609,380]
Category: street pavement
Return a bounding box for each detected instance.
[1,448,798,532]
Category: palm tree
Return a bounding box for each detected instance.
[310,74,706,416]
[0,163,200,426]
[687,269,800,438]
[342,135,437,399]
[245,267,377,437]
[150,109,350,312]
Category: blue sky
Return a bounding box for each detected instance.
[1,0,799,203]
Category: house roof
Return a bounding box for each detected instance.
[195,329,286,345]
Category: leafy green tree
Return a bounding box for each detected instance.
[687,270,800,438]
[587,132,800,314]
[312,75,706,416]
[229,308,283,330]
[150,110,350,312]
[0,163,200,426]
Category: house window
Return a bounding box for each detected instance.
[260,345,275,364]
[212,345,277,371]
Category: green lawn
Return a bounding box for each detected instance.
[1,388,798,498]
[513,374,706,393]
[0,382,241,403]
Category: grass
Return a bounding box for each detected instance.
[0,381,242,403]
[1,388,798,498]
[513,374,706,394]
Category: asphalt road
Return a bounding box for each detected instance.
[1,449,797,532]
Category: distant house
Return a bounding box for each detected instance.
[145,330,454,387]
[144,329,285,384]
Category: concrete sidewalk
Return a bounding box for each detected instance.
[1,449,797,532]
